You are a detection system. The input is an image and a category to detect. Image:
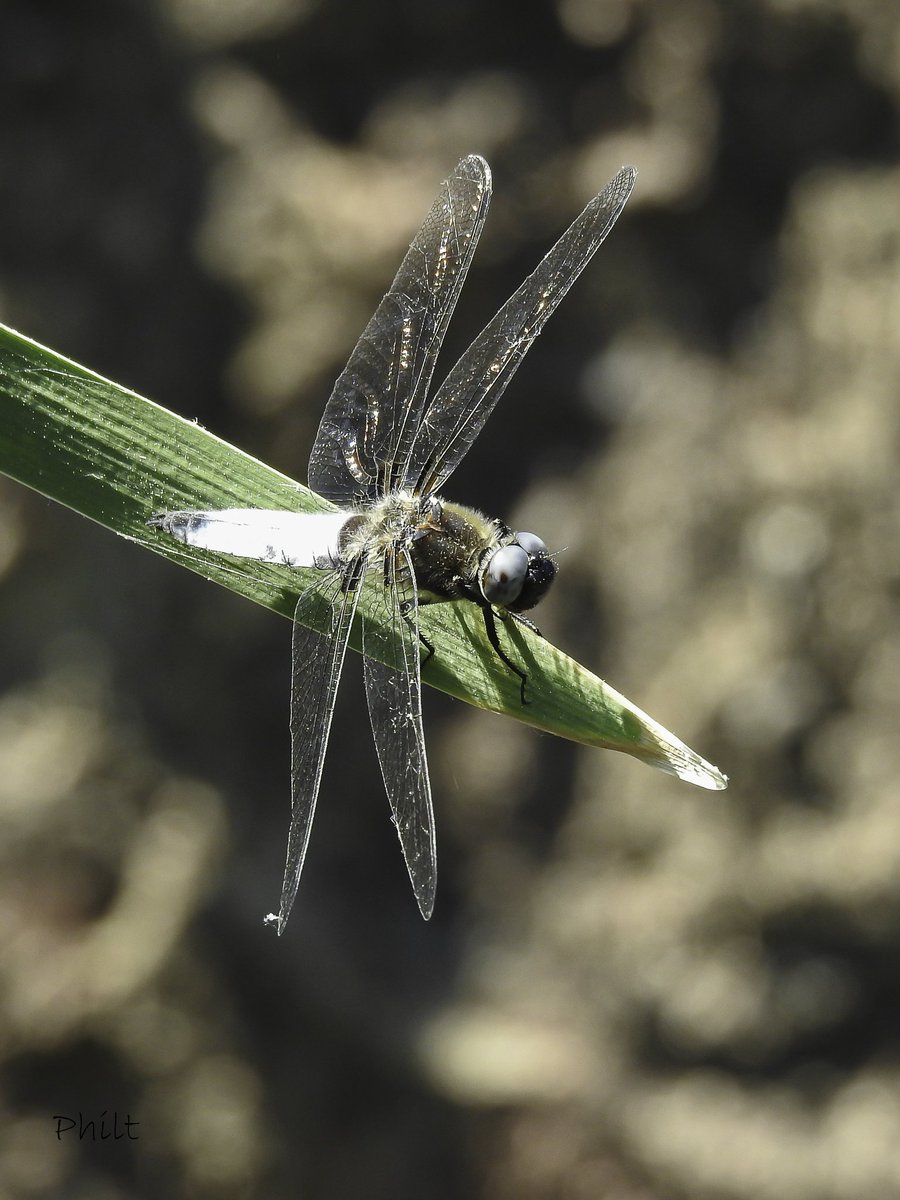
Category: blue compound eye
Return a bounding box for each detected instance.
[481,544,529,607]
[515,531,547,556]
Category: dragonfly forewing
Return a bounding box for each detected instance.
[308,155,491,506]
[405,165,637,497]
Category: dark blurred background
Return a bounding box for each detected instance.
[3,0,900,1196]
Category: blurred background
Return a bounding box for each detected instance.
[2,0,900,1196]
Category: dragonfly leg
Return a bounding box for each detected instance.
[481,604,529,705]
[340,556,365,594]
[509,612,543,639]
[417,628,436,668]
[399,599,435,667]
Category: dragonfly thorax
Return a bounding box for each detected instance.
[356,493,560,617]
[338,490,435,560]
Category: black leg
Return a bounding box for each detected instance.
[417,629,435,668]
[399,599,435,667]
[510,612,543,639]
[341,555,366,594]
[481,605,530,705]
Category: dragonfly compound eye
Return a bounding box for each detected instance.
[482,544,529,607]
[514,531,547,556]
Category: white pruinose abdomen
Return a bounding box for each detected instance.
[154,508,349,568]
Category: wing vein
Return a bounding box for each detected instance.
[278,559,366,932]
[363,546,436,918]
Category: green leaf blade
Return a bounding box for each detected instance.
[0,322,726,790]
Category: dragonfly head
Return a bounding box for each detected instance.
[480,531,556,614]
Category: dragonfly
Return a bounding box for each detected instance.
[152,155,672,931]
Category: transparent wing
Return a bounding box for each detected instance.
[308,155,492,506]
[405,165,637,497]
[362,546,436,919]
[276,558,365,933]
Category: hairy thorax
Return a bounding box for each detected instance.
[339,490,505,604]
